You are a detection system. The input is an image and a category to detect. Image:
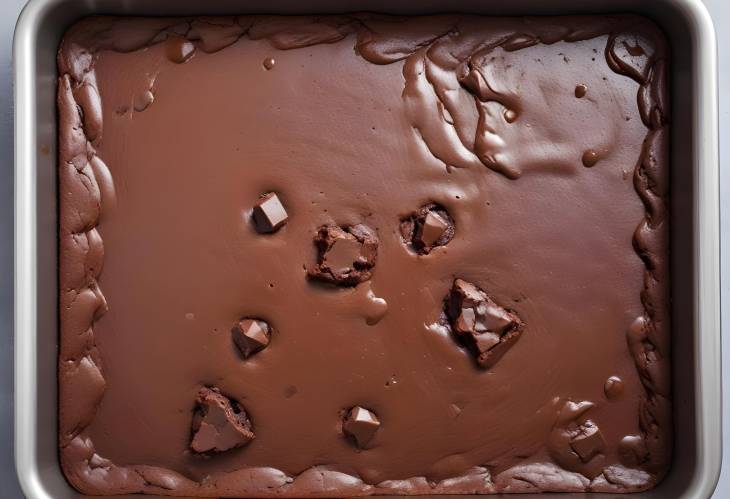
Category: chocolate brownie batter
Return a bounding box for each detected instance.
[58,14,670,496]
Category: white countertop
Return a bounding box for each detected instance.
[0,1,726,497]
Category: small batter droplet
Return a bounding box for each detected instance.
[263,57,276,70]
[133,90,154,112]
[604,375,624,399]
[503,108,518,123]
[575,84,587,98]
[448,403,462,418]
[618,434,648,467]
[365,290,388,326]
[166,36,196,64]
[582,149,599,167]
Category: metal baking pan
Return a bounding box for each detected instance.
[13,0,720,497]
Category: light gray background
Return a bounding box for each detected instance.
[0,1,727,497]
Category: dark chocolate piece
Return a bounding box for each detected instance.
[569,420,606,463]
[400,204,455,255]
[342,406,380,448]
[308,224,378,286]
[232,318,271,358]
[445,279,523,368]
[190,387,254,454]
[548,401,606,479]
[252,192,288,233]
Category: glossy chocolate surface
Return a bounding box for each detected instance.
[58,14,670,496]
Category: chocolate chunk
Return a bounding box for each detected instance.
[232,318,271,358]
[342,406,380,448]
[400,204,455,255]
[547,401,605,478]
[418,212,450,248]
[569,420,606,463]
[308,224,378,286]
[445,279,523,368]
[252,192,288,233]
[190,387,254,454]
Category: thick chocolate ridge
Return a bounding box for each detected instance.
[58,14,670,496]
